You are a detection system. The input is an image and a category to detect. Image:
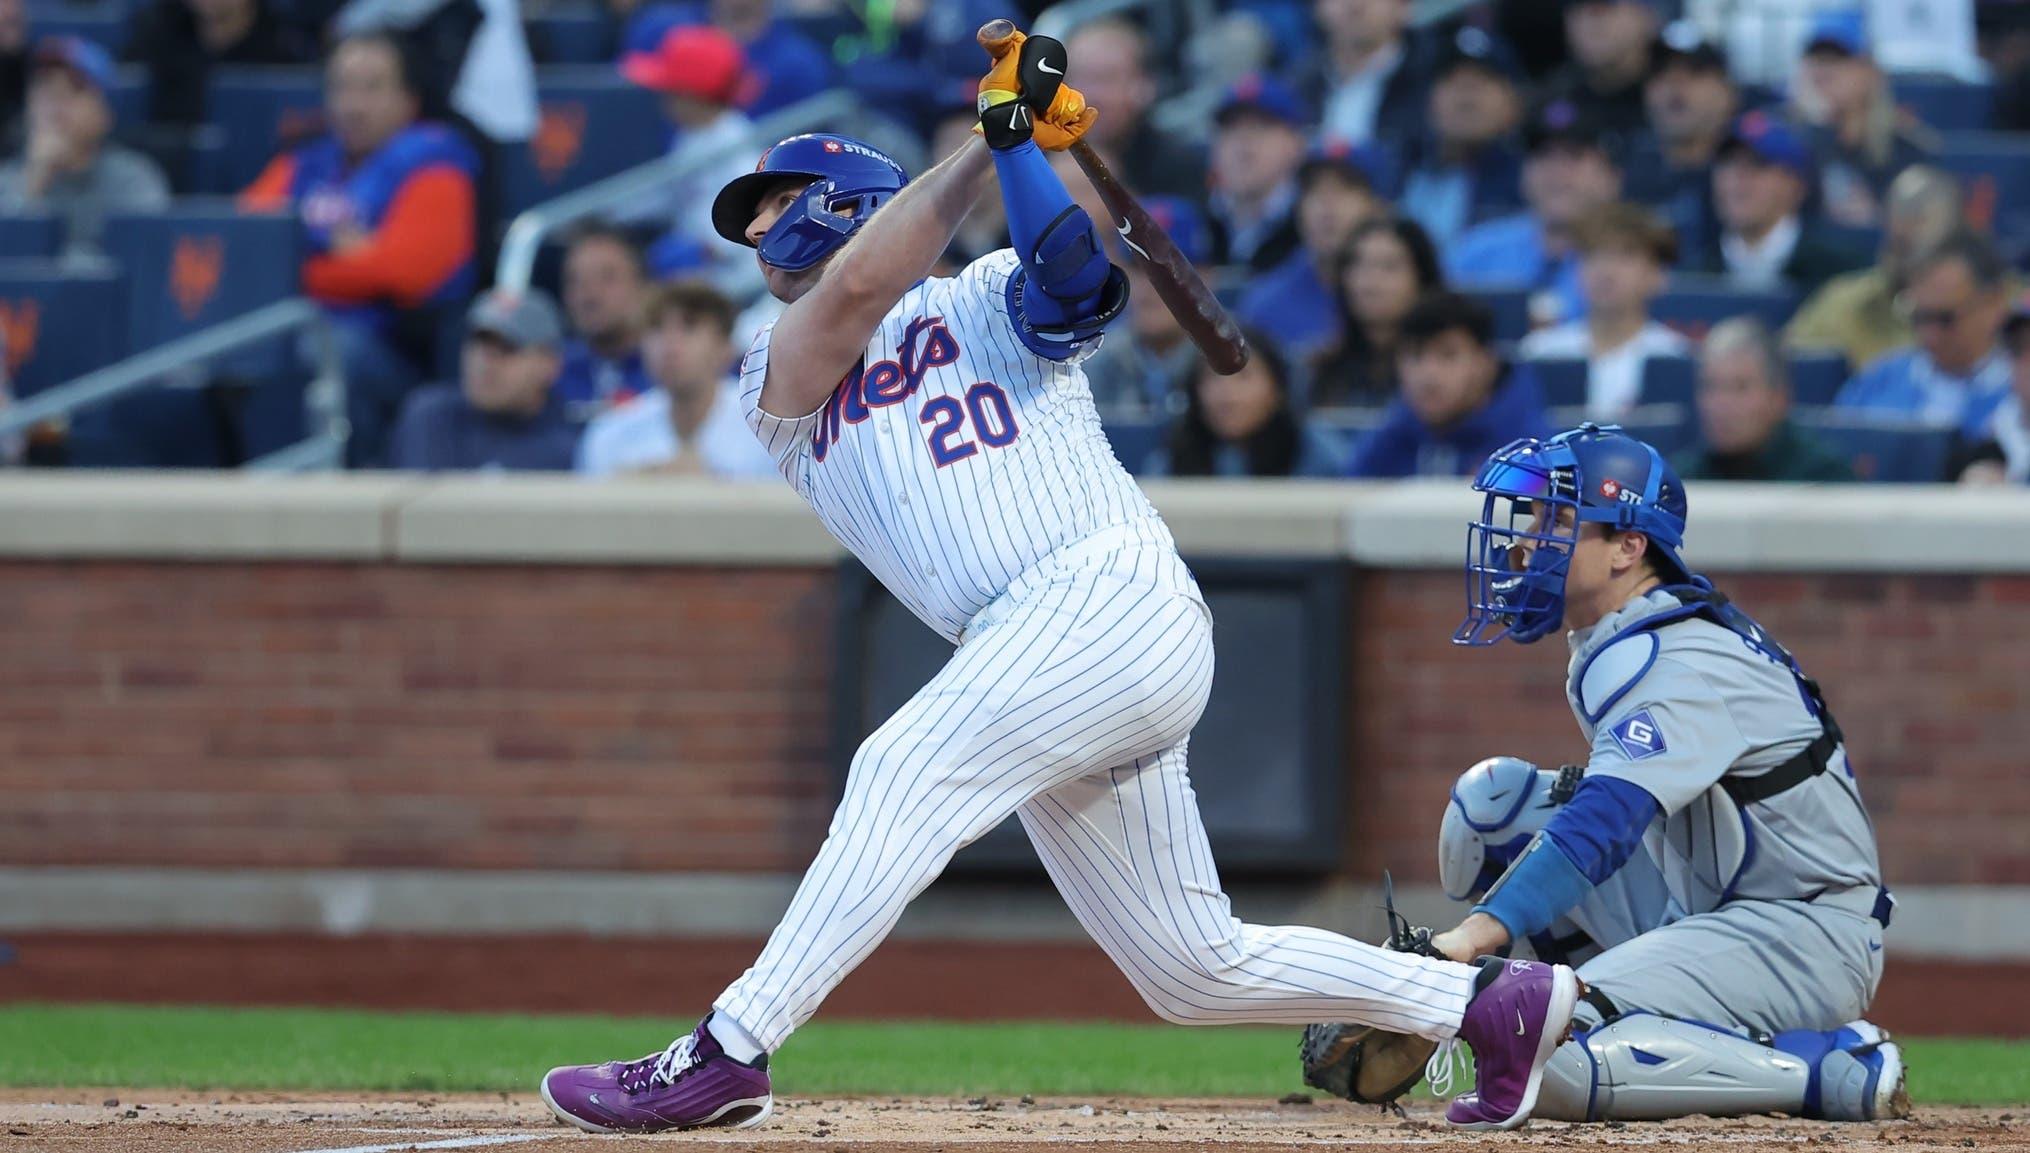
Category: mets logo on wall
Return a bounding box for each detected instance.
[170,235,225,321]
[0,299,40,374]
[533,104,587,183]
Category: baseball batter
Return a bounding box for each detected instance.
[1309,425,1906,1123]
[540,27,1580,1135]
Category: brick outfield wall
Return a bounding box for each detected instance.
[2,561,2027,887]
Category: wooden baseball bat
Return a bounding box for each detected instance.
[1066,139,1250,375]
[975,18,1249,375]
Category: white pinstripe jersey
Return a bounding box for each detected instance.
[740,248,1174,642]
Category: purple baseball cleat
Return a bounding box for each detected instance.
[1445,957,1582,1131]
[539,1015,773,1133]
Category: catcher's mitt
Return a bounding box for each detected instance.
[1298,873,1446,1106]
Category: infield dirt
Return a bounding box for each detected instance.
[2,1090,2027,1153]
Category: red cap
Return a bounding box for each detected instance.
[621,25,750,105]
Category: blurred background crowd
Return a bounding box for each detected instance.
[3,0,2030,484]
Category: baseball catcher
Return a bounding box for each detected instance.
[1305,423,1906,1123]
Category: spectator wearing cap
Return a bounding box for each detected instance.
[1520,203,1690,420]
[1346,290,1550,477]
[241,31,481,466]
[1300,0,1431,150]
[1237,148,1384,368]
[1085,195,1208,417]
[1546,0,1659,145]
[557,223,655,423]
[123,0,307,128]
[578,280,775,479]
[1390,24,1526,247]
[1786,165,1962,370]
[1690,110,1869,295]
[1953,293,2030,485]
[621,0,833,119]
[1792,9,1934,230]
[389,288,579,472]
[1207,75,1308,273]
[0,0,23,138]
[1836,231,2016,438]
[1311,214,1443,409]
[620,23,765,302]
[1444,99,1619,326]
[0,38,171,262]
[1145,330,1348,478]
[1675,316,1853,482]
[1065,17,1207,203]
[1622,22,1737,260]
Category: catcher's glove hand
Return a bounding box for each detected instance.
[1298,873,1446,1106]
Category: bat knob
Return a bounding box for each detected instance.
[977,18,1016,46]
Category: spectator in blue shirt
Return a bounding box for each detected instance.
[1300,0,1431,150]
[1620,22,1736,261]
[1954,293,2030,486]
[1836,231,2016,438]
[388,288,580,471]
[1236,147,1384,370]
[1145,330,1348,478]
[1392,25,1525,247]
[623,0,832,118]
[1347,290,1551,477]
[1445,98,1620,326]
[556,223,654,423]
[1311,214,1444,409]
[1206,74,1308,273]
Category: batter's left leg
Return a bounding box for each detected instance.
[1018,743,1477,1039]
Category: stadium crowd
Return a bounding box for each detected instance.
[2,0,2029,484]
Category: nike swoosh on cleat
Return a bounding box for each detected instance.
[1515,1010,1527,1036]
[1037,59,1063,75]
[588,1092,602,1106]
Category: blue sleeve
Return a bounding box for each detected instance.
[1474,775,1659,942]
[991,139,1107,325]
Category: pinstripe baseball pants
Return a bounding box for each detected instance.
[715,538,1476,1052]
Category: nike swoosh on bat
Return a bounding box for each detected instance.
[1037,59,1063,75]
[1116,218,1151,261]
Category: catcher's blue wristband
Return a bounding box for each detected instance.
[1474,832,1593,945]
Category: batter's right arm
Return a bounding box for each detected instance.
[761,137,993,418]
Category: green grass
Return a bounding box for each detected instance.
[2,1004,2027,1105]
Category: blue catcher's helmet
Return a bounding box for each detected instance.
[1455,423,1693,647]
[710,134,908,273]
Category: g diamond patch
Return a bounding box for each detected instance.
[1610,709,1668,760]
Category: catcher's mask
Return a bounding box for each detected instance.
[1455,423,1692,647]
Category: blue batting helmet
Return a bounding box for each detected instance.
[1455,423,1693,647]
[710,133,907,273]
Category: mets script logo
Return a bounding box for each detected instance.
[533,104,587,183]
[811,316,960,461]
[0,300,39,375]
[170,235,225,321]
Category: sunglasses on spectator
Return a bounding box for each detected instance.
[1896,296,1968,329]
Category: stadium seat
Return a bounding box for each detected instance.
[1935,132,2030,243]
[1100,418,1165,474]
[1638,356,1698,407]
[500,69,671,218]
[0,215,62,261]
[1654,278,1799,339]
[1532,358,1590,409]
[106,67,147,133]
[1892,74,1994,134]
[1785,351,1850,408]
[28,3,128,53]
[1613,403,1696,457]
[0,261,128,397]
[1469,287,1532,343]
[526,6,611,63]
[101,205,301,354]
[204,69,325,195]
[1796,414,1956,483]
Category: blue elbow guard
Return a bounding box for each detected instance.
[1006,258,1129,360]
[1029,204,1111,302]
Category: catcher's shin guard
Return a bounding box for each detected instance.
[1535,1014,1909,1122]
